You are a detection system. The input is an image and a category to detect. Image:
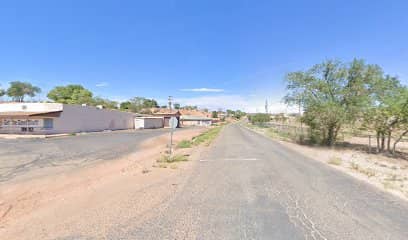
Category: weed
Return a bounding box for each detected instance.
[350,162,360,171]
[170,164,178,169]
[158,163,168,168]
[158,154,188,163]
[382,181,396,190]
[361,168,376,178]
[192,126,222,146]
[141,168,150,174]
[177,140,192,148]
[328,157,342,166]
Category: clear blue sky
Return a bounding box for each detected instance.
[0,0,407,112]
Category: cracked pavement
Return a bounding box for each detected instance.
[108,124,408,240]
[0,128,178,182]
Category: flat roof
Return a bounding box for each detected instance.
[0,111,62,118]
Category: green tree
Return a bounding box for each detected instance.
[120,101,132,111]
[92,97,118,109]
[7,81,41,102]
[390,87,408,153]
[363,75,402,152]
[234,110,246,119]
[174,103,181,109]
[0,85,5,97]
[47,85,93,104]
[211,111,218,118]
[249,113,270,124]
[285,59,382,146]
[120,97,159,113]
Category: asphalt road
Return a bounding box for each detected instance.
[0,128,176,182]
[111,124,408,240]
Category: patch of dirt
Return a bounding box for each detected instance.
[0,128,206,240]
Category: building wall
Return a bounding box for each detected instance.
[52,104,134,133]
[181,120,212,127]
[0,102,63,112]
[135,117,163,129]
[0,103,135,134]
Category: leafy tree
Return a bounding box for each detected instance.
[182,105,198,110]
[174,103,181,109]
[285,59,382,146]
[0,85,5,97]
[362,75,402,152]
[47,85,93,104]
[92,97,118,109]
[120,101,132,111]
[234,110,246,119]
[120,97,158,113]
[211,111,218,118]
[226,109,235,117]
[249,113,270,124]
[7,81,41,102]
[390,87,408,153]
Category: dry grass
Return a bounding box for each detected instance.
[328,157,342,166]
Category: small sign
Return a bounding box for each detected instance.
[169,117,178,129]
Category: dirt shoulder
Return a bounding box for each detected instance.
[244,124,408,201]
[0,127,207,240]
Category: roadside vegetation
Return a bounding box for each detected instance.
[177,140,192,148]
[191,125,223,146]
[284,59,407,154]
[158,125,224,168]
[177,125,224,148]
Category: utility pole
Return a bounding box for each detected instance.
[168,96,173,113]
[265,99,268,114]
[299,97,303,141]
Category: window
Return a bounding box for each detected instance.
[43,118,54,129]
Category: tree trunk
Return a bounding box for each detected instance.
[392,130,408,155]
[387,130,392,152]
[326,126,336,147]
[381,133,385,152]
[376,131,380,153]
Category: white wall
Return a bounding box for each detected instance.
[52,104,134,133]
[134,117,163,129]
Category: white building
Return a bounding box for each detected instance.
[0,103,134,134]
[134,117,164,129]
[180,115,213,127]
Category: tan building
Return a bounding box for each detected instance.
[0,103,134,134]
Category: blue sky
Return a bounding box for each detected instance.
[0,0,407,112]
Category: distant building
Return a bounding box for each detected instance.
[0,103,134,134]
[134,116,164,129]
[152,110,181,128]
[180,115,213,127]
